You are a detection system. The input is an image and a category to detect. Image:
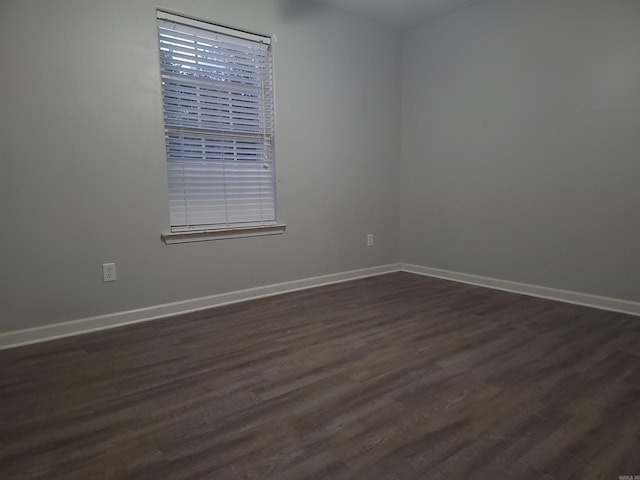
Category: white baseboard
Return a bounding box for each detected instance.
[3,262,637,351]
[401,263,640,317]
[0,264,401,351]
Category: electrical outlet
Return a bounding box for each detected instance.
[102,263,116,282]
[367,234,374,247]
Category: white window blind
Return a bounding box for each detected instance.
[157,11,276,231]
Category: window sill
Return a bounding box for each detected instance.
[162,224,286,244]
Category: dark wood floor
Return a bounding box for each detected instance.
[1,272,639,479]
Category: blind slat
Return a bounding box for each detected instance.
[158,12,276,230]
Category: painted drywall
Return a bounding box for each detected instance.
[3,0,638,336]
[0,0,401,332]
[400,0,640,302]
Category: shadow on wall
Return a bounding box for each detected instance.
[279,0,329,18]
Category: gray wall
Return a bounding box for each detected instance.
[2,0,639,335]
[0,0,401,332]
[400,0,640,301]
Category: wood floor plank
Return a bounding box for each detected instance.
[1,272,639,479]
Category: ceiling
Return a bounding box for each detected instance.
[316,0,487,29]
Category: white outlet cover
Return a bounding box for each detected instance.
[102,263,116,282]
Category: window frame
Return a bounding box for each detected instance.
[157,10,284,243]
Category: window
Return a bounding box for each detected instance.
[157,11,277,234]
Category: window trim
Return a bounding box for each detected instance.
[162,223,286,244]
[157,9,279,236]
